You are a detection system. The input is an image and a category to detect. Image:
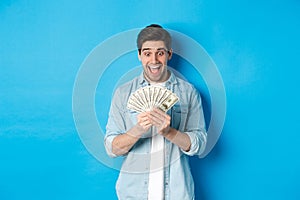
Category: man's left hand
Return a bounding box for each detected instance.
[148,108,171,135]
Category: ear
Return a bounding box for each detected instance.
[138,51,141,61]
[168,49,173,60]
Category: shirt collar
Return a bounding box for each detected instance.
[138,69,178,86]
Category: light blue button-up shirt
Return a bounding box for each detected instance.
[105,70,207,200]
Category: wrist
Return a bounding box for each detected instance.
[128,124,146,137]
[162,127,176,140]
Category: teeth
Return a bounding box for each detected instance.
[149,65,160,69]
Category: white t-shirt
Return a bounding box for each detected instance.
[147,82,166,200]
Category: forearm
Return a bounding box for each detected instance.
[112,133,140,156]
[111,124,146,156]
[163,127,191,152]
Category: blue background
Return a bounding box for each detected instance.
[1,0,300,199]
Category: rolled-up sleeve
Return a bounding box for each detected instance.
[182,129,207,156]
[180,88,207,156]
[104,88,127,158]
[104,134,118,157]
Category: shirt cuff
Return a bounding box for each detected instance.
[104,135,118,158]
[180,132,199,156]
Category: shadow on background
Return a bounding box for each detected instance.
[190,137,226,200]
[169,45,223,199]
[169,54,211,127]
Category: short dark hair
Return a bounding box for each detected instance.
[137,24,172,54]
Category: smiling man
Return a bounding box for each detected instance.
[139,40,170,82]
[104,24,207,200]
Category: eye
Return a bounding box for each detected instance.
[143,51,151,57]
[157,51,165,56]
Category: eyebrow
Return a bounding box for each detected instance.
[141,47,167,51]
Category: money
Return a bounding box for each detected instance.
[158,94,179,112]
[127,85,179,113]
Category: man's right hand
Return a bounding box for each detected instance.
[111,112,152,156]
[129,112,152,137]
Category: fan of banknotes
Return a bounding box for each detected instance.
[127,85,179,113]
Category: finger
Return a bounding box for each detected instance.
[137,112,149,118]
[137,112,150,121]
[148,109,165,120]
[147,112,162,126]
[144,124,152,130]
[138,115,149,123]
[140,118,151,126]
[149,115,163,126]
[149,110,170,124]
[150,108,163,118]
[153,108,166,116]
[152,109,171,124]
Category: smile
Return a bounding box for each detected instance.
[148,65,161,74]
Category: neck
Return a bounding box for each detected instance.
[144,70,170,84]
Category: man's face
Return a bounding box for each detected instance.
[138,40,172,83]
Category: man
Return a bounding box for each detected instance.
[105,24,207,200]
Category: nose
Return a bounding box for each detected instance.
[150,53,158,63]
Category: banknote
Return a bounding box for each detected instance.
[158,94,179,112]
[127,85,179,113]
